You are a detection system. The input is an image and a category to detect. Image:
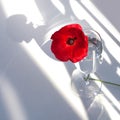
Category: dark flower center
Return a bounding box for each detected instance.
[66,37,77,45]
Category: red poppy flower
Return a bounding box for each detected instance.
[50,24,88,63]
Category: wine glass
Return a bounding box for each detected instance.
[71,29,104,119]
[71,29,103,98]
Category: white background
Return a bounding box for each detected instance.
[0,0,120,120]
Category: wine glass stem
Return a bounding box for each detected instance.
[92,50,96,73]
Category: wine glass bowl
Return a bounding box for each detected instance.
[84,29,103,63]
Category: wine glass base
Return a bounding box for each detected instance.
[71,69,104,119]
[71,69,102,98]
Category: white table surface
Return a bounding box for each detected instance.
[0,0,120,120]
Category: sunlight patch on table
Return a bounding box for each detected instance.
[116,67,120,77]
[1,0,44,27]
[102,51,112,64]
[0,75,27,120]
[101,96,120,120]
[51,0,65,15]
[81,0,120,43]
[101,84,120,112]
